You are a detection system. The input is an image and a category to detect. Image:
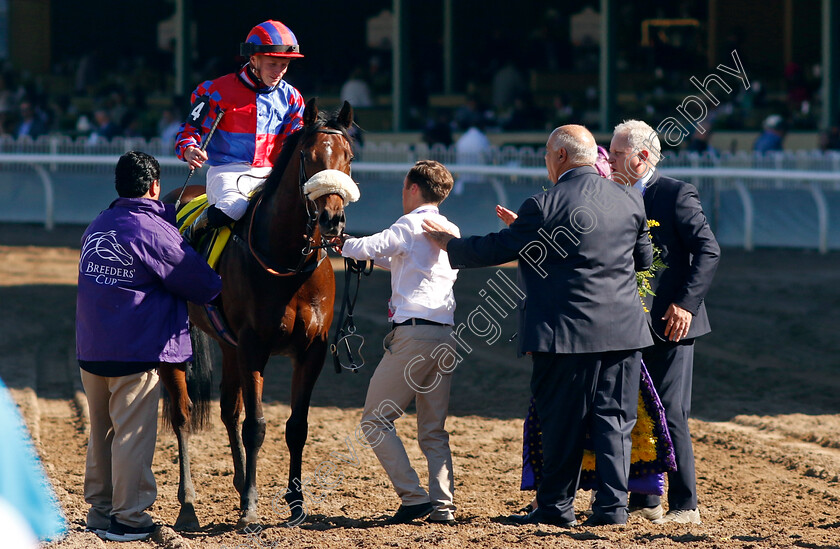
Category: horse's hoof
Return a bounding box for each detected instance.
[173,507,201,532]
[286,504,307,526]
[173,517,200,532]
[235,512,260,530]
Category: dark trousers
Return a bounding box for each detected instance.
[629,340,697,510]
[531,350,641,523]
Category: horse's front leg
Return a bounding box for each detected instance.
[235,332,270,529]
[283,340,328,525]
[159,363,201,531]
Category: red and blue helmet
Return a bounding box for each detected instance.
[240,20,304,58]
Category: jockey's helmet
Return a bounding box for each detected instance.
[240,20,304,58]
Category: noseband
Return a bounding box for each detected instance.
[244,127,350,277]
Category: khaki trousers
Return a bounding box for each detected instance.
[81,368,160,529]
[360,324,456,519]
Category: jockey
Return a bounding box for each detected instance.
[176,20,306,244]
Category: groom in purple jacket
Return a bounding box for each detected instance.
[76,151,221,542]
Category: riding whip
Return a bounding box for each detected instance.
[175,109,225,209]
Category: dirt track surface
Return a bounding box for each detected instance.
[1,223,838,549]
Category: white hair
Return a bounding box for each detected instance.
[613,119,662,167]
[548,126,598,165]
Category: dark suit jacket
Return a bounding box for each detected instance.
[447,166,654,355]
[642,170,720,340]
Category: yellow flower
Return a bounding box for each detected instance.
[582,391,660,473]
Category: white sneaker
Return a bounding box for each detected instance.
[652,508,701,524]
[628,504,665,521]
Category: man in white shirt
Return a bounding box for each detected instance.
[341,160,460,525]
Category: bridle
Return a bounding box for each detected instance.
[331,257,373,373]
[241,127,349,277]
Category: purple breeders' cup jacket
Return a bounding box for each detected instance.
[76,197,222,376]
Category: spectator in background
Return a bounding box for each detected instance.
[158,106,183,145]
[784,62,812,114]
[454,93,488,132]
[423,109,454,148]
[454,118,492,194]
[685,128,717,155]
[15,100,49,139]
[340,66,374,108]
[819,123,840,152]
[491,58,528,119]
[549,94,575,129]
[502,93,545,131]
[87,108,121,144]
[754,115,787,153]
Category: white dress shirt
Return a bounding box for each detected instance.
[342,205,460,325]
[633,168,655,195]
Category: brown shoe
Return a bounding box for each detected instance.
[652,508,701,524]
[629,504,664,521]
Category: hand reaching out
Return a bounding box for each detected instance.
[422,219,457,250]
[328,234,348,254]
[496,205,518,226]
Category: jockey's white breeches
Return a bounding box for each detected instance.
[206,163,273,221]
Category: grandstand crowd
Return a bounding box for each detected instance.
[1,49,838,153]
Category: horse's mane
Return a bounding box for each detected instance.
[260,109,351,199]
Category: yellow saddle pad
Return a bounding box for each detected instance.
[175,194,232,269]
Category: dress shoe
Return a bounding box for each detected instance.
[652,508,701,524]
[507,508,577,527]
[85,526,107,539]
[629,504,664,521]
[104,519,156,542]
[516,503,535,514]
[581,513,626,527]
[385,502,433,524]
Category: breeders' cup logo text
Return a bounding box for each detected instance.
[80,231,135,286]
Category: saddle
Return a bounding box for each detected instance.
[175,194,233,269]
[176,195,237,347]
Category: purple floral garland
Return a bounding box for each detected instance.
[520,360,676,495]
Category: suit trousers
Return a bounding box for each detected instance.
[629,340,697,510]
[81,368,160,529]
[359,324,455,519]
[532,350,641,524]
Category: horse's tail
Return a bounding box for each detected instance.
[185,324,214,431]
[161,325,215,432]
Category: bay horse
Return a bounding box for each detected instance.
[160,98,356,530]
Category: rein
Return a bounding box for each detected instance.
[243,127,347,277]
[331,257,374,373]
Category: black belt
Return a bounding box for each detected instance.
[393,318,449,327]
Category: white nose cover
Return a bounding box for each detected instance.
[302,169,360,205]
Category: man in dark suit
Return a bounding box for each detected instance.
[423,125,653,527]
[609,119,721,524]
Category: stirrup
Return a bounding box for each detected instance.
[183,210,211,246]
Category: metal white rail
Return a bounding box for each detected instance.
[1,152,839,252]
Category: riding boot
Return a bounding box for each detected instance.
[183,210,212,247]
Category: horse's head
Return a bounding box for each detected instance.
[299,99,358,238]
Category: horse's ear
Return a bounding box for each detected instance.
[304,97,319,127]
[338,100,353,129]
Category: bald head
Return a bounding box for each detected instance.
[547,125,598,166]
[544,124,598,183]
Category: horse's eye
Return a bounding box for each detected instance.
[349,155,355,163]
